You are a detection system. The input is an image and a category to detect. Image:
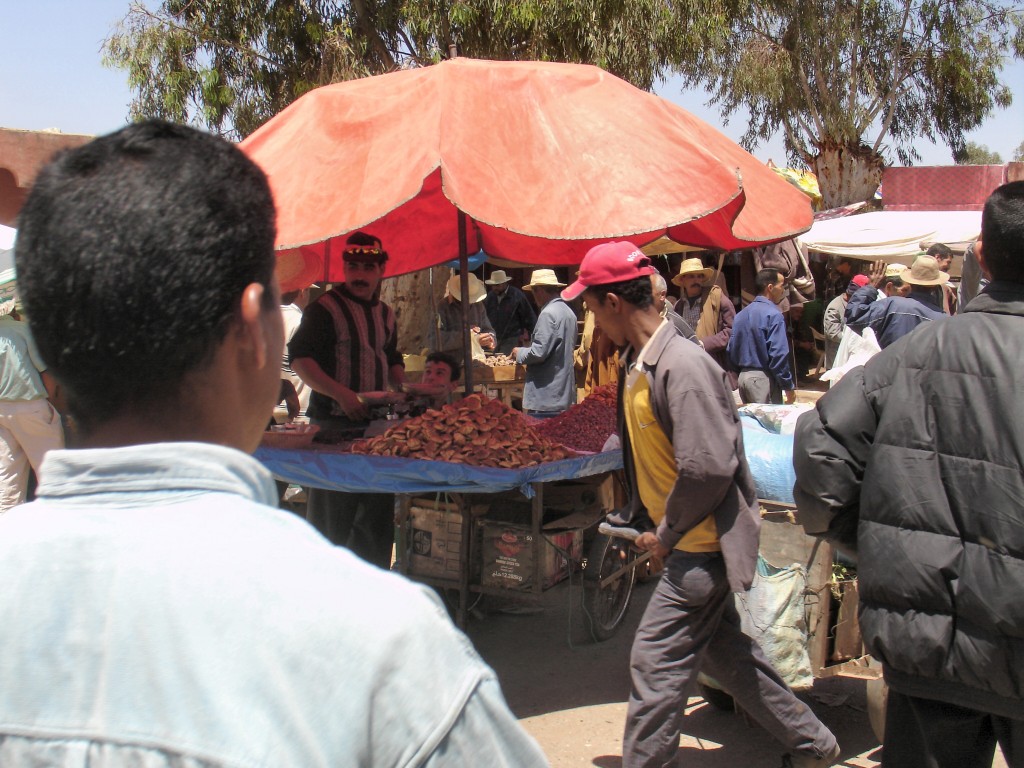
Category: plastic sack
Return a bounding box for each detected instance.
[741,426,796,504]
[738,403,814,436]
[735,556,814,691]
[824,326,881,385]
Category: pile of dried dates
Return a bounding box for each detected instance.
[351,393,576,467]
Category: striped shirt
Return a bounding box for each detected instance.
[288,286,403,420]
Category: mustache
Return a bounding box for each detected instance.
[350,281,370,289]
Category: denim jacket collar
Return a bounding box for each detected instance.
[37,442,278,507]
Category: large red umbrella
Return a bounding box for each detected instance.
[240,57,812,291]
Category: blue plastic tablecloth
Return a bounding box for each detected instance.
[254,446,624,497]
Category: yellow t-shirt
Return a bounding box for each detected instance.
[623,353,720,553]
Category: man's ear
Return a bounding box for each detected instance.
[238,282,270,371]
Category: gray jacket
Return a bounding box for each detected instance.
[619,321,761,593]
[515,297,577,414]
[794,283,1024,719]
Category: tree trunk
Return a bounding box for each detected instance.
[807,139,885,209]
[380,266,449,356]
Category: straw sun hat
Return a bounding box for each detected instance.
[671,257,714,286]
[902,255,950,287]
[484,269,512,285]
[523,269,566,291]
[444,273,487,303]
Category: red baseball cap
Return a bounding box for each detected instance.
[562,241,656,301]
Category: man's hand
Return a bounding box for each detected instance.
[510,347,521,361]
[478,331,496,350]
[784,389,797,404]
[634,532,670,559]
[868,259,888,288]
[280,379,300,420]
[334,387,369,421]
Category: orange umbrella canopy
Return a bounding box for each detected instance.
[240,58,812,290]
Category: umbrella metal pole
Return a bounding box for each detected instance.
[458,211,474,395]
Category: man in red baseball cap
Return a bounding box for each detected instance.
[567,241,840,768]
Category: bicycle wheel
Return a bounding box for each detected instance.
[581,533,637,641]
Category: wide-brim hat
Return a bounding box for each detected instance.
[523,268,566,292]
[484,269,512,285]
[671,257,714,286]
[903,255,950,287]
[444,273,487,303]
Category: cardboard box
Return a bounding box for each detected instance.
[408,500,463,580]
[406,498,486,581]
[491,364,525,382]
[480,520,583,591]
[542,476,617,515]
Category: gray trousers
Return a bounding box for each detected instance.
[737,369,783,405]
[622,551,836,768]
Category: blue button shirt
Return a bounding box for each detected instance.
[727,296,794,391]
[0,442,548,767]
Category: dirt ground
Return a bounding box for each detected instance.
[464,578,1009,768]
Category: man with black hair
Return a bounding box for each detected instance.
[289,230,404,568]
[563,241,839,768]
[421,351,461,408]
[727,268,796,404]
[926,242,958,314]
[795,181,1024,768]
[423,351,461,388]
[1,120,547,767]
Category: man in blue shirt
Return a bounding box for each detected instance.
[728,268,796,404]
[512,269,578,418]
[1,120,547,767]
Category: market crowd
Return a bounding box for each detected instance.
[0,119,1020,768]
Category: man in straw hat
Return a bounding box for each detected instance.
[0,270,65,511]
[437,272,495,360]
[563,241,840,768]
[484,269,536,355]
[511,269,577,418]
[795,180,1024,768]
[845,254,948,349]
[672,256,737,387]
[3,120,546,766]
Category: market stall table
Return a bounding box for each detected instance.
[255,444,624,626]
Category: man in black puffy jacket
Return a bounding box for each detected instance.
[792,180,1024,768]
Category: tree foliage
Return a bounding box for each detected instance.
[1015,140,1024,162]
[678,0,1024,205]
[103,0,695,139]
[957,141,1003,164]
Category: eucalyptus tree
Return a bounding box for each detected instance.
[681,0,1024,206]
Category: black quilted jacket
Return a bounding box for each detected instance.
[793,283,1024,720]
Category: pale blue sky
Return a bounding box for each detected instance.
[3,0,1022,165]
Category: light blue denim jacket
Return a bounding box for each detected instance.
[0,443,547,767]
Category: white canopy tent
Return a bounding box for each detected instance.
[797,210,981,267]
